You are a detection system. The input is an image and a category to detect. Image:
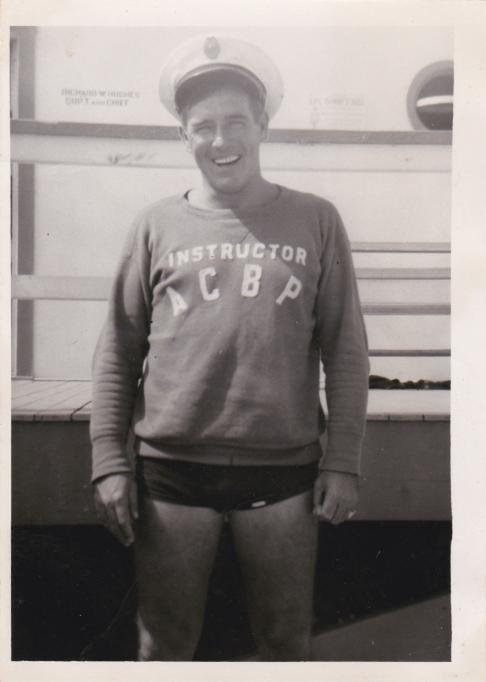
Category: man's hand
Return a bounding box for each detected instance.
[93,473,138,546]
[313,470,359,525]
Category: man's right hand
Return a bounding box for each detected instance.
[93,473,138,546]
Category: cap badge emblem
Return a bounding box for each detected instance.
[204,36,220,60]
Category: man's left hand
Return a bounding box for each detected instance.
[313,470,359,525]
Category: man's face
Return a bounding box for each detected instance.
[179,86,268,198]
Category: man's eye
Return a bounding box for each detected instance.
[194,125,212,135]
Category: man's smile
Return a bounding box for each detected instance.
[213,155,241,167]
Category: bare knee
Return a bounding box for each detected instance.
[252,611,313,661]
[137,611,202,661]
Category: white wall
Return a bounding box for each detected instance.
[33,26,453,131]
[18,26,452,380]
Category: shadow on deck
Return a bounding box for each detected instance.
[12,521,451,661]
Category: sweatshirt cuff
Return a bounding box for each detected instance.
[91,438,134,484]
[318,430,364,476]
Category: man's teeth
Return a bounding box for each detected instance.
[214,156,240,166]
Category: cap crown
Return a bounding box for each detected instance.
[159,34,284,120]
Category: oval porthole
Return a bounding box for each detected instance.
[407,61,453,131]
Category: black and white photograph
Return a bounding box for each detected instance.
[2,1,486,678]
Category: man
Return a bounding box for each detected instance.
[90,34,369,661]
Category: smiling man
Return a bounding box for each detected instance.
[90,34,369,661]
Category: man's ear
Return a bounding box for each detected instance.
[259,112,270,142]
[178,125,191,152]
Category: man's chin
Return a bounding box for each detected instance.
[208,180,245,196]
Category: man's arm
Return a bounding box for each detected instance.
[90,217,151,541]
[313,205,369,523]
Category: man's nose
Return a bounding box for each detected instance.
[212,125,228,147]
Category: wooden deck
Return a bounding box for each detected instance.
[12,379,92,421]
[11,378,450,422]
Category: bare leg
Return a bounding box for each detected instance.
[135,497,224,660]
[229,490,318,661]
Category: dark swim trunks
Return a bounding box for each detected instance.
[136,456,319,513]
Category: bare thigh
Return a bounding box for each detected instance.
[135,496,224,660]
[229,490,318,660]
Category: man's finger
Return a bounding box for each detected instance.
[93,493,106,522]
[317,493,338,522]
[103,505,127,545]
[331,504,348,526]
[113,499,135,546]
[94,494,119,537]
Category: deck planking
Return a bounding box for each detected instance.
[12,379,450,422]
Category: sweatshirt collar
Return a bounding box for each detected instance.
[180,185,285,220]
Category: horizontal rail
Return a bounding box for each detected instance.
[12,275,451,316]
[13,274,451,298]
[11,119,453,146]
[368,349,450,357]
[362,303,450,315]
[11,131,452,172]
[356,268,450,280]
[11,274,452,358]
[351,242,450,253]
[13,275,111,301]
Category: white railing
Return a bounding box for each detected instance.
[10,120,451,363]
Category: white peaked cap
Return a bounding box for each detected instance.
[159,34,284,120]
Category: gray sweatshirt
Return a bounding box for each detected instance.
[90,186,369,482]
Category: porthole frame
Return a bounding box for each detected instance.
[407,60,454,131]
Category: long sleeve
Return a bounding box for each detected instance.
[316,207,370,475]
[90,218,151,483]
